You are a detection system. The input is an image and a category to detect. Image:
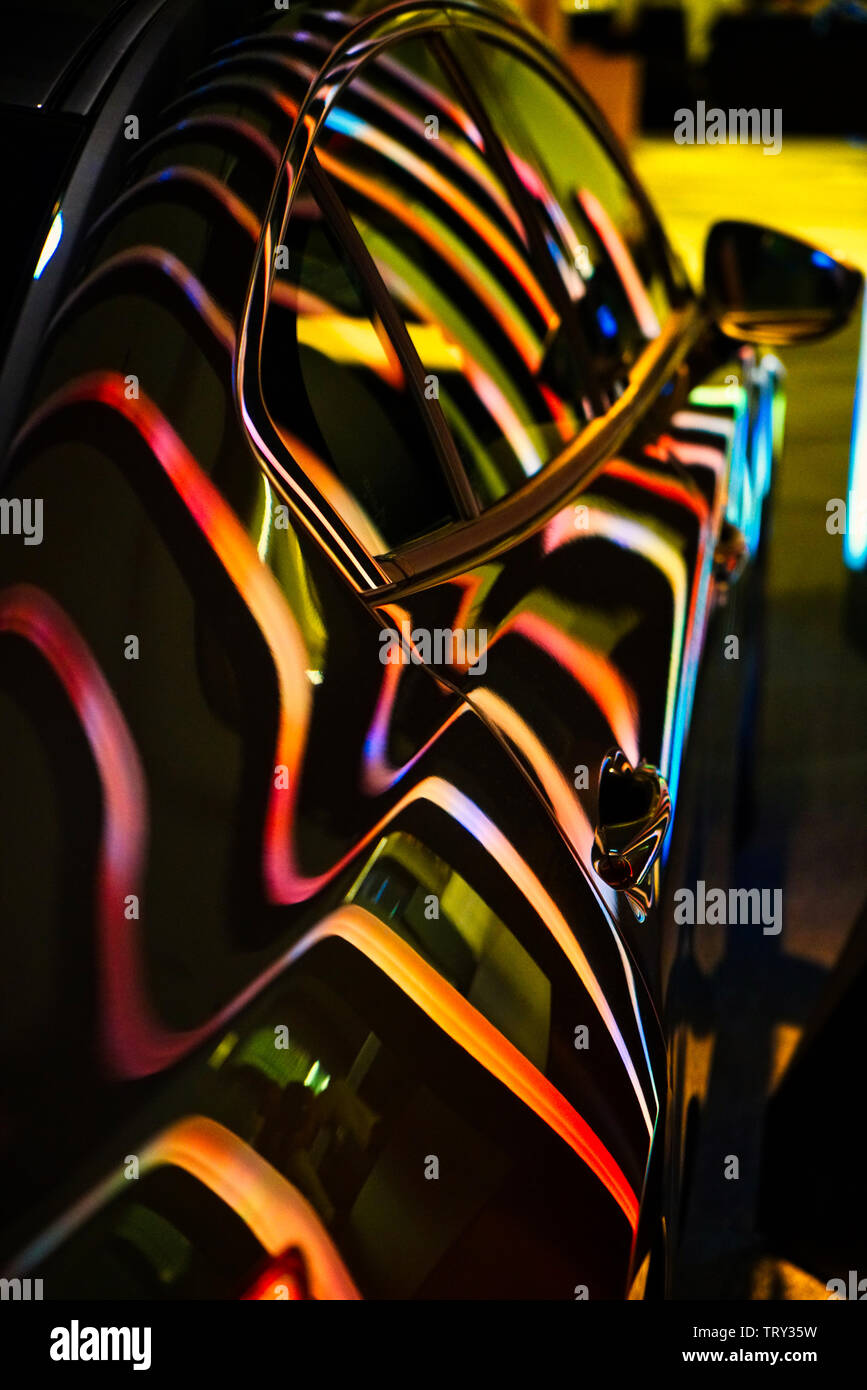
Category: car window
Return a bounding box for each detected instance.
[444,32,675,393]
[261,169,460,553]
[308,36,591,511]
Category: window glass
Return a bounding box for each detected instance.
[310,37,590,510]
[447,33,674,388]
[262,170,459,553]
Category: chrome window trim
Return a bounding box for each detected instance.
[235,0,696,594]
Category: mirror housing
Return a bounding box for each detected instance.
[704,220,862,345]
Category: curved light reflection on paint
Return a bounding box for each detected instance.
[50,246,235,352]
[7,908,640,1255]
[363,602,639,795]
[10,376,655,1139]
[7,1115,361,1300]
[0,583,154,1075]
[289,905,639,1227]
[544,502,687,784]
[92,166,260,243]
[33,209,63,280]
[360,608,657,1131]
[845,291,867,568]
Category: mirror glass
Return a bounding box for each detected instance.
[704,220,862,344]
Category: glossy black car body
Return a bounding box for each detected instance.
[0,0,859,1299]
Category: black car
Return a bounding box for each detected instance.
[0,0,860,1300]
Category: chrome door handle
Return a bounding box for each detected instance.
[591,751,671,922]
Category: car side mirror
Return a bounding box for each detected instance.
[704,220,862,345]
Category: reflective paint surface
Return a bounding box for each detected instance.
[0,0,785,1299]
